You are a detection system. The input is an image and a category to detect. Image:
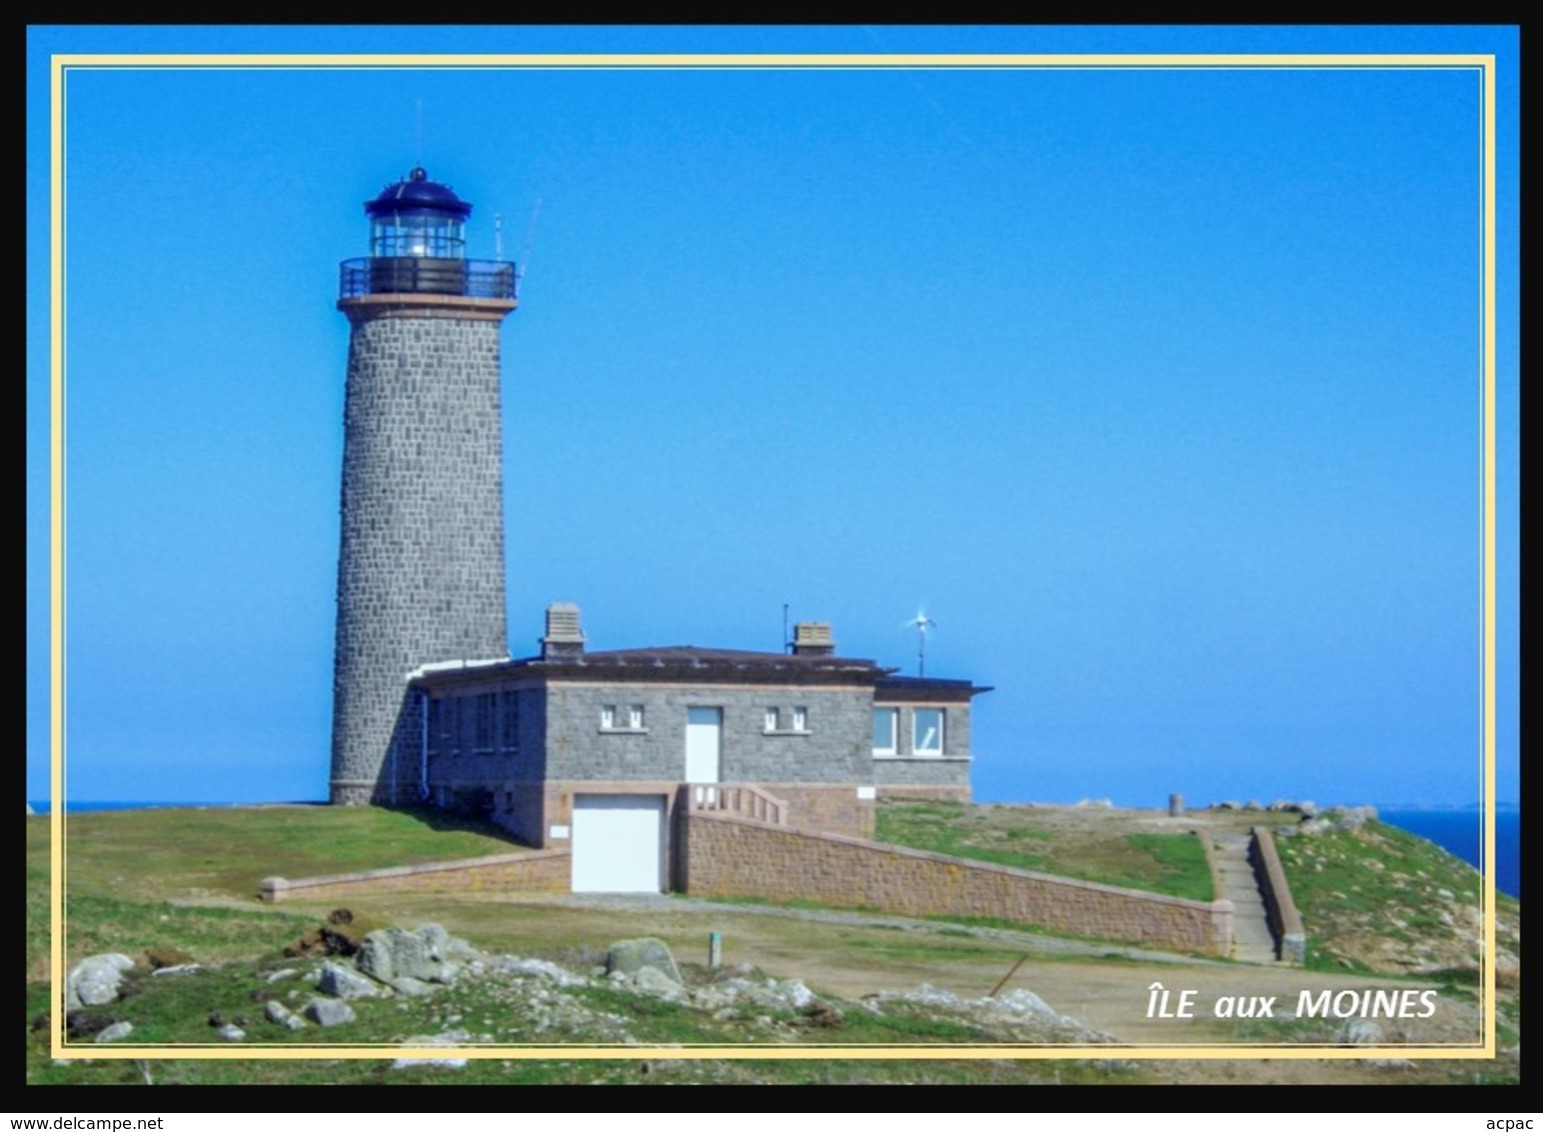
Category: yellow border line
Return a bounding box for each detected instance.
[48,52,1497,68]
[47,51,1502,1065]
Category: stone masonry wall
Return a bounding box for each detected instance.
[543,683,873,784]
[330,305,513,805]
[260,848,569,903]
[682,813,1231,955]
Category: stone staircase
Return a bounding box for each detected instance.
[1212,834,1280,964]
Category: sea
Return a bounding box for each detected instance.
[28,799,1520,899]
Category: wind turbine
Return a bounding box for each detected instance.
[903,606,937,677]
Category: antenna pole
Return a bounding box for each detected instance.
[783,603,790,653]
[494,213,503,261]
[414,99,424,166]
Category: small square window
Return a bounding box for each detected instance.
[792,706,808,732]
[600,704,615,729]
[628,704,645,730]
[765,707,780,731]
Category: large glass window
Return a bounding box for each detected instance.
[873,708,898,756]
[914,708,944,756]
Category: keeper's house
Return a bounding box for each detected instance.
[410,604,990,893]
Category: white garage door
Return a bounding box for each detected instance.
[570,795,665,893]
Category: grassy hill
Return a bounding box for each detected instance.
[25,803,1520,1086]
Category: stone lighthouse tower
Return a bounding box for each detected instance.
[329,167,517,805]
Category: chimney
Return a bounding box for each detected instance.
[791,620,835,657]
[541,602,585,659]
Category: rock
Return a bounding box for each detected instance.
[988,988,1063,1024]
[284,908,390,959]
[496,956,588,988]
[264,1000,307,1031]
[317,962,379,1000]
[150,964,200,977]
[1074,798,1113,809]
[65,953,136,1010]
[633,966,684,998]
[389,976,434,997]
[264,968,299,984]
[357,924,475,986]
[303,998,356,1027]
[95,1021,134,1042]
[605,938,683,984]
[392,1030,470,1070]
[217,1023,246,1042]
[1338,1019,1385,1045]
[66,1011,114,1038]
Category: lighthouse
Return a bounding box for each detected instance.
[329,167,518,806]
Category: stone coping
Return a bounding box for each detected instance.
[261,847,568,901]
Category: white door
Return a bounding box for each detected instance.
[685,706,722,783]
[570,795,664,893]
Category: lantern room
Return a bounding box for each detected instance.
[365,165,471,259]
[339,166,517,303]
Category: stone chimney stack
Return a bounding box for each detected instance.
[791,620,835,657]
[541,602,586,659]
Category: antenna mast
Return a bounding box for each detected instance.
[905,608,936,676]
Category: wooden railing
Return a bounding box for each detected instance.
[684,783,788,826]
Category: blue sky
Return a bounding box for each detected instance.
[27,26,1519,810]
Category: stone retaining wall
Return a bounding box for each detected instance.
[1250,825,1306,964]
[260,848,570,903]
[682,812,1233,954]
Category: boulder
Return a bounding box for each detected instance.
[633,966,685,998]
[392,1030,470,1070]
[317,961,380,1000]
[303,998,356,1027]
[264,1000,306,1031]
[94,1021,133,1043]
[1338,1019,1385,1045]
[605,937,683,984]
[65,953,136,1010]
[356,924,476,986]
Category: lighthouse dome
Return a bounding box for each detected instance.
[364,166,473,221]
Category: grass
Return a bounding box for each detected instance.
[1272,819,1518,977]
[874,800,1214,901]
[56,805,526,905]
[28,805,1519,1086]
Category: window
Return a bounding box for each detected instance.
[474,693,497,754]
[765,707,780,732]
[872,708,898,756]
[601,703,645,732]
[792,706,808,732]
[500,690,520,753]
[914,708,944,757]
[426,698,443,758]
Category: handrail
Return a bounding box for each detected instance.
[685,783,789,826]
[339,256,518,300]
